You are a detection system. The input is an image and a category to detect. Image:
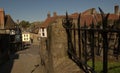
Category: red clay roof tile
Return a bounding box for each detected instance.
[41,13,120,28]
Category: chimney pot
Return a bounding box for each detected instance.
[53,12,57,17]
[114,5,119,15]
[0,8,5,29]
[47,11,51,18]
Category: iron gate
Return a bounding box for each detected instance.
[62,8,120,73]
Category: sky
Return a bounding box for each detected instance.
[0,0,120,22]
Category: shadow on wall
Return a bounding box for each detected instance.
[0,34,19,73]
[0,53,19,73]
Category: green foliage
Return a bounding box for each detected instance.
[19,20,31,29]
[29,21,43,33]
[88,61,120,73]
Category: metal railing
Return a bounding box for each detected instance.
[62,8,120,73]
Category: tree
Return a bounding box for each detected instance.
[19,20,31,30]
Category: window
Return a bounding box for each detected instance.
[40,28,47,37]
[22,33,30,42]
[42,32,45,36]
[42,28,44,32]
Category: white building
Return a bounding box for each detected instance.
[38,28,47,38]
[22,32,30,42]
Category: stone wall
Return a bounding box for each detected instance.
[40,18,68,73]
[50,18,68,60]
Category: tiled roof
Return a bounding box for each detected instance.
[108,14,119,20]
[0,8,16,29]
[40,16,64,28]
[41,13,120,28]
[4,15,16,29]
[82,8,97,15]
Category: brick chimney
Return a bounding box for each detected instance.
[53,12,57,17]
[114,5,119,15]
[0,8,5,29]
[47,11,51,18]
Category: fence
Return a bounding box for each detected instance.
[62,8,120,73]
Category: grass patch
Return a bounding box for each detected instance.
[88,61,120,73]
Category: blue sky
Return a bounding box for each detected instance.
[0,0,120,22]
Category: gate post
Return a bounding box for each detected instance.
[46,25,54,73]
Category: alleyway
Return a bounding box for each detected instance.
[0,36,42,73]
[0,33,83,73]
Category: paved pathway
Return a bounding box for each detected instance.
[0,33,83,73]
[0,41,42,73]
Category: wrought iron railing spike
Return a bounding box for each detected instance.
[98,7,104,16]
[66,11,68,20]
[62,12,73,29]
[77,13,81,26]
[62,9,120,73]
